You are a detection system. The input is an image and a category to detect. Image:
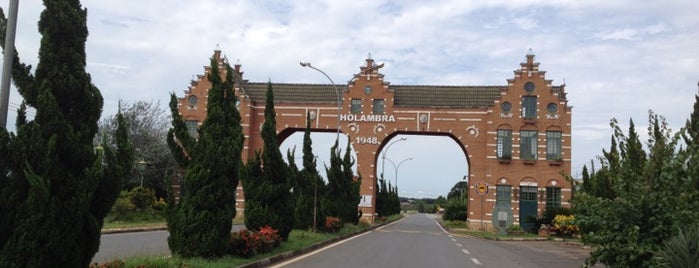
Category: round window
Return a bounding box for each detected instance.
[547,103,558,113]
[524,82,535,93]
[501,102,512,113]
[188,95,198,106]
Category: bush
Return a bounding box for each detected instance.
[551,214,578,237]
[442,198,467,221]
[129,187,157,211]
[229,226,282,258]
[655,226,699,268]
[111,191,135,221]
[325,217,343,233]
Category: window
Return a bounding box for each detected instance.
[546,131,562,160]
[546,187,561,208]
[524,82,536,93]
[188,95,198,106]
[522,96,537,119]
[351,99,362,114]
[373,99,384,114]
[185,120,198,138]
[520,130,538,160]
[496,185,512,205]
[520,186,538,201]
[547,103,558,114]
[501,102,512,113]
[497,129,512,159]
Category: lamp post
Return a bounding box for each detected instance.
[299,62,341,142]
[381,137,407,180]
[385,156,413,189]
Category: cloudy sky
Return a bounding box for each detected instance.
[2,1,698,198]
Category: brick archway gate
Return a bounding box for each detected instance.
[177,50,572,229]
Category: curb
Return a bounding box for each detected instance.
[236,219,397,268]
[101,225,167,234]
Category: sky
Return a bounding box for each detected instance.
[2,0,698,199]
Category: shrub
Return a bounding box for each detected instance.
[325,217,343,233]
[129,187,156,211]
[442,198,467,221]
[230,230,258,258]
[229,226,282,258]
[257,226,281,252]
[551,214,578,237]
[111,191,135,221]
[152,197,166,211]
[655,226,699,268]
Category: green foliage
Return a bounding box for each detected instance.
[97,100,173,198]
[0,2,133,267]
[442,198,467,221]
[290,112,326,230]
[324,140,362,224]
[242,82,294,240]
[574,111,699,267]
[111,191,136,221]
[447,181,468,200]
[129,187,156,211]
[655,226,699,268]
[376,177,401,217]
[166,55,244,258]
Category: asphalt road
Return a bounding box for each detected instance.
[273,213,596,268]
[92,230,170,263]
[92,225,246,263]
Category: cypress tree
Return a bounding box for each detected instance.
[166,55,243,258]
[291,112,325,230]
[324,140,361,224]
[0,1,133,266]
[242,82,294,239]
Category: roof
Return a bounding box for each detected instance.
[392,85,503,108]
[240,82,504,108]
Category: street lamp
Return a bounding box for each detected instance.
[385,156,413,189]
[299,61,341,142]
[381,137,407,180]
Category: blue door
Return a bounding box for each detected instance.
[519,186,538,232]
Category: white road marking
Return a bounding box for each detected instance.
[268,231,371,268]
[471,257,482,265]
[455,243,463,247]
[451,238,457,242]
[462,249,470,255]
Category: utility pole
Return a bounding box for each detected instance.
[0,0,19,128]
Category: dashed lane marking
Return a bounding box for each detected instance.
[455,243,463,247]
[471,257,482,266]
[462,249,470,255]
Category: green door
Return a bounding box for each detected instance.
[519,186,538,232]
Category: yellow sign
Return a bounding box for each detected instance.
[476,182,489,196]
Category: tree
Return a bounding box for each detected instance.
[166,55,243,258]
[447,181,468,201]
[0,1,133,266]
[574,113,699,267]
[443,181,468,221]
[291,112,325,230]
[324,139,362,224]
[98,100,173,197]
[242,82,294,240]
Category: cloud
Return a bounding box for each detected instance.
[3,0,699,197]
